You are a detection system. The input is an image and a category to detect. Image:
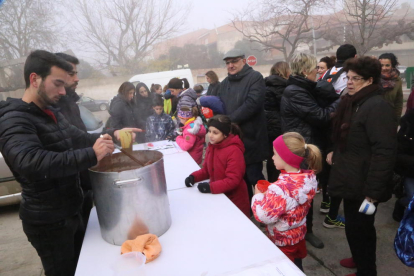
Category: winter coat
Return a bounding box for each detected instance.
[218,64,268,164]
[252,170,317,246]
[395,109,414,178]
[177,88,198,110]
[328,89,397,202]
[55,89,91,190]
[264,75,287,140]
[199,96,226,115]
[145,112,175,142]
[206,82,221,96]
[55,89,86,132]
[176,117,206,164]
[109,94,144,142]
[281,75,338,150]
[382,77,403,120]
[0,98,100,224]
[135,92,153,126]
[191,134,250,217]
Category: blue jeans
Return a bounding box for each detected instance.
[400,177,414,207]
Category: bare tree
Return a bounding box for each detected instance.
[322,0,414,55]
[0,0,61,61]
[70,0,188,75]
[232,0,327,62]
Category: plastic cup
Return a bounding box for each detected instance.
[111,251,146,276]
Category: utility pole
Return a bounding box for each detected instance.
[310,8,317,58]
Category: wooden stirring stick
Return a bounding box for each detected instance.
[113,143,147,167]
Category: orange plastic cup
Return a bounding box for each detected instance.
[257,180,271,193]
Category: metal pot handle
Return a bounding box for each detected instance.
[113,178,142,188]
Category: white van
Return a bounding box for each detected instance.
[128,69,194,89]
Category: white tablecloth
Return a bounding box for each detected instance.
[75,142,305,276]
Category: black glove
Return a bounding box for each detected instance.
[197,182,211,193]
[185,175,195,187]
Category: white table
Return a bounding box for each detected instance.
[75,141,305,276]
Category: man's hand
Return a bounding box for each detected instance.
[114,128,143,141]
[93,134,114,161]
[366,196,378,203]
[326,151,333,165]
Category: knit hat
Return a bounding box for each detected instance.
[177,108,193,119]
[273,135,304,168]
[208,118,231,136]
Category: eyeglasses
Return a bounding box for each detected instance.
[346,76,365,82]
[225,58,242,65]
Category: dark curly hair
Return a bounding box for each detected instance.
[344,57,382,84]
[319,56,336,69]
[378,53,399,69]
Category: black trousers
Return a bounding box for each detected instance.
[244,161,265,201]
[22,214,85,276]
[344,199,377,276]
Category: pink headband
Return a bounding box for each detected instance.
[273,135,304,168]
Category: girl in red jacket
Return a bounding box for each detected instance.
[252,132,322,272]
[184,115,250,217]
[175,106,206,164]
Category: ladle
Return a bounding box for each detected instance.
[113,143,147,167]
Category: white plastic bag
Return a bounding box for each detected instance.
[111,251,146,276]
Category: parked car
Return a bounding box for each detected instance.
[0,106,104,206]
[78,96,109,112]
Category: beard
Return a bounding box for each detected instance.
[38,82,60,106]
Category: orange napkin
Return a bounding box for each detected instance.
[121,234,162,263]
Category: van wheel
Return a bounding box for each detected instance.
[99,104,107,111]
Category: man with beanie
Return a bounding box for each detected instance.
[322,44,357,94]
[218,48,268,201]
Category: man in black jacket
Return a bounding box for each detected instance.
[218,49,268,200]
[0,50,115,276]
[54,53,94,226]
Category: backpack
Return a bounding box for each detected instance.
[314,68,344,107]
[317,68,344,92]
[394,195,414,267]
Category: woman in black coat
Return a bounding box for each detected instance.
[281,53,339,249]
[109,82,143,142]
[135,83,153,142]
[327,57,397,276]
[264,61,290,182]
[205,70,220,96]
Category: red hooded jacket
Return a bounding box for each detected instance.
[191,134,250,217]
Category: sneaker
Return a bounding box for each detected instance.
[340,257,356,268]
[320,201,330,213]
[316,187,321,193]
[323,215,345,229]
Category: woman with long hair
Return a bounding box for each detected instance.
[264,61,290,182]
[109,82,144,141]
[379,53,403,120]
[205,70,221,96]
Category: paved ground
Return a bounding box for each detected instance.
[1,190,412,275]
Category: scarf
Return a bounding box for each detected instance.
[381,68,399,91]
[332,84,379,152]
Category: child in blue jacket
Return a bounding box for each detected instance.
[145,97,175,142]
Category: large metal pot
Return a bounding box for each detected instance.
[89,150,172,245]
